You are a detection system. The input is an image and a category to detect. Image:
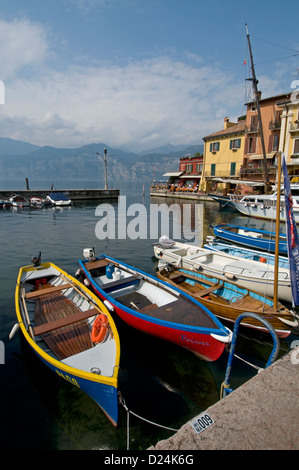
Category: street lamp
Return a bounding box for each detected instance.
[96,148,115,190]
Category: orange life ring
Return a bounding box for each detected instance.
[259,257,267,263]
[91,313,108,343]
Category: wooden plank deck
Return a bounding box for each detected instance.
[34,291,93,360]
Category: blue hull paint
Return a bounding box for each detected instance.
[34,345,118,426]
[213,224,288,255]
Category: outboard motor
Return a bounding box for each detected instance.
[32,251,41,267]
[83,248,96,260]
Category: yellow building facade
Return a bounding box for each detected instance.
[277,90,299,177]
[201,117,246,192]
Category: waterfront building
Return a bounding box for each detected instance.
[201,117,246,193]
[277,91,299,178]
[242,92,291,184]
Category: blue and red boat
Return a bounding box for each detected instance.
[78,250,232,362]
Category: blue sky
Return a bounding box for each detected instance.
[0,0,298,152]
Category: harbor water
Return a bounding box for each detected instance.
[0,180,297,450]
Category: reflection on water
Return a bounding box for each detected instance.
[0,181,297,450]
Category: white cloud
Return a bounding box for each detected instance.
[1,57,246,150]
[0,18,284,152]
[0,18,49,79]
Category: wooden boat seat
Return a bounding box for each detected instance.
[84,258,109,271]
[34,292,94,359]
[194,284,222,297]
[33,307,99,336]
[25,283,72,299]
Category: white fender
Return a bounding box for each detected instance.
[104,300,114,312]
[9,323,20,340]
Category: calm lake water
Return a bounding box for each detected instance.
[0,180,297,450]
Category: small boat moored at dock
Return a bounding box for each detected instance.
[213,223,288,255]
[157,266,297,338]
[30,196,46,207]
[153,236,292,302]
[78,249,232,361]
[13,255,120,426]
[0,200,12,209]
[9,194,30,207]
[47,192,72,206]
[204,237,290,270]
[229,185,299,223]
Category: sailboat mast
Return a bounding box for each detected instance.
[273,152,282,309]
[245,24,271,193]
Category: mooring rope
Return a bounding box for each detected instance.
[119,395,179,450]
[234,353,263,372]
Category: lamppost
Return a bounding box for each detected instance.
[96,148,115,189]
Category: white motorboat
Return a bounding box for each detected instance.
[9,194,30,207]
[204,237,290,270]
[229,184,299,223]
[153,236,292,303]
[30,196,46,207]
[47,192,72,206]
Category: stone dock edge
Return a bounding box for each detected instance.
[148,346,299,450]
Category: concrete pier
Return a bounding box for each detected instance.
[149,346,299,450]
[0,188,119,201]
[150,190,212,201]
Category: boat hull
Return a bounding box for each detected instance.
[230,196,299,223]
[213,224,288,255]
[153,241,292,303]
[204,240,290,270]
[15,262,120,426]
[30,342,119,425]
[157,268,292,338]
[79,256,231,362]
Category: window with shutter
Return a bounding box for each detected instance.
[210,142,220,152]
[248,137,256,153]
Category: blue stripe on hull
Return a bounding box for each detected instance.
[32,346,118,426]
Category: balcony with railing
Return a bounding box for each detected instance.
[269,120,281,130]
[245,124,260,134]
[290,121,299,133]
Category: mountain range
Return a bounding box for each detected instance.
[0,137,204,183]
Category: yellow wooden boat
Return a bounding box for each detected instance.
[13,256,120,426]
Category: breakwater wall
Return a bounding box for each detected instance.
[0,188,119,201]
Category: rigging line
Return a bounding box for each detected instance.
[255,53,299,66]
[251,34,299,53]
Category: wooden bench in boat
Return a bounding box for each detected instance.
[33,292,95,359]
[25,283,72,299]
[33,307,99,336]
[193,284,222,298]
[84,258,109,270]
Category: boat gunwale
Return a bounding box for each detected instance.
[15,262,120,387]
[79,255,230,337]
